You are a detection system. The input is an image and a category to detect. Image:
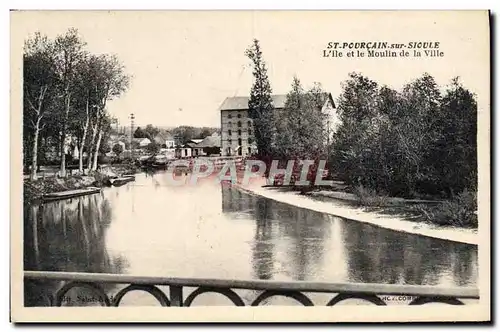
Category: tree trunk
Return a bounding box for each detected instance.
[30,117,41,181]
[79,98,90,173]
[86,118,99,172]
[59,90,71,177]
[91,128,103,171]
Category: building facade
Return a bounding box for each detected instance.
[219,94,337,157]
[219,95,286,157]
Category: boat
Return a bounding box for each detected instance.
[41,187,101,203]
[109,175,135,186]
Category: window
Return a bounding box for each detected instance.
[238,129,241,136]
[238,138,242,146]
[248,138,252,144]
[228,114,232,119]
[248,147,251,154]
[228,130,232,136]
[228,139,232,145]
[228,122,232,128]
[237,121,242,128]
[248,129,252,136]
[237,114,241,118]
[248,120,251,127]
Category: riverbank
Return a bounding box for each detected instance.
[23,164,137,204]
[235,178,478,245]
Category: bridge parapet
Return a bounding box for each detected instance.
[24,271,479,307]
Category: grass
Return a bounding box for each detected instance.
[416,190,478,228]
[352,184,391,207]
[351,184,478,229]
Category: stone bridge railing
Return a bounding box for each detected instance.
[24,271,479,307]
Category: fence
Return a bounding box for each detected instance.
[24,271,479,307]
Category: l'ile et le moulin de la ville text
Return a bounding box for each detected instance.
[322,41,444,58]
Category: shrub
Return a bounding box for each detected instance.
[420,190,477,228]
[352,184,389,207]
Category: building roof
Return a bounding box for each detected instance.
[219,95,288,111]
[132,137,151,143]
[195,135,221,148]
[153,131,174,144]
[219,93,335,111]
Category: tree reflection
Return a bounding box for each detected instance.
[24,194,126,306]
[341,220,478,286]
[271,203,330,281]
[251,197,275,280]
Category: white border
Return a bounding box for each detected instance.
[3,1,498,331]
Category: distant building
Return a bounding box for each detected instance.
[133,137,152,148]
[188,139,204,157]
[175,144,193,158]
[219,93,337,157]
[165,133,175,149]
[193,133,221,157]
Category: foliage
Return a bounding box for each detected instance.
[245,39,275,157]
[419,190,477,228]
[145,142,160,155]
[134,126,147,138]
[23,29,130,178]
[274,77,327,159]
[23,32,59,180]
[112,143,124,157]
[170,126,218,145]
[352,184,390,207]
[330,72,477,199]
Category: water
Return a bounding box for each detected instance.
[24,171,478,306]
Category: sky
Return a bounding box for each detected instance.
[12,10,489,128]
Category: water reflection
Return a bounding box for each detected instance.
[220,185,477,287]
[24,194,126,306]
[24,172,478,306]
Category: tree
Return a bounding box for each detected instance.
[330,72,477,199]
[171,126,196,144]
[146,142,160,156]
[200,127,214,138]
[245,39,275,157]
[87,54,130,172]
[23,32,58,180]
[23,29,130,180]
[275,77,326,159]
[143,124,159,140]
[134,126,146,138]
[72,53,102,173]
[431,77,477,194]
[112,143,124,159]
[53,28,86,177]
[330,73,380,188]
[395,73,441,196]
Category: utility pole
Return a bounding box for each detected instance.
[130,113,135,162]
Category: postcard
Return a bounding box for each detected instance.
[11,10,490,323]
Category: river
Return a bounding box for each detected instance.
[24,171,478,306]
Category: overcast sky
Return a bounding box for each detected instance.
[14,11,489,128]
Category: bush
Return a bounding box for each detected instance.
[352,184,390,207]
[420,190,477,228]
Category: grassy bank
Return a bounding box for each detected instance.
[350,185,478,228]
[23,164,138,204]
[262,181,477,229]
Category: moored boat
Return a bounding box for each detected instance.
[109,175,135,186]
[41,187,102,203]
